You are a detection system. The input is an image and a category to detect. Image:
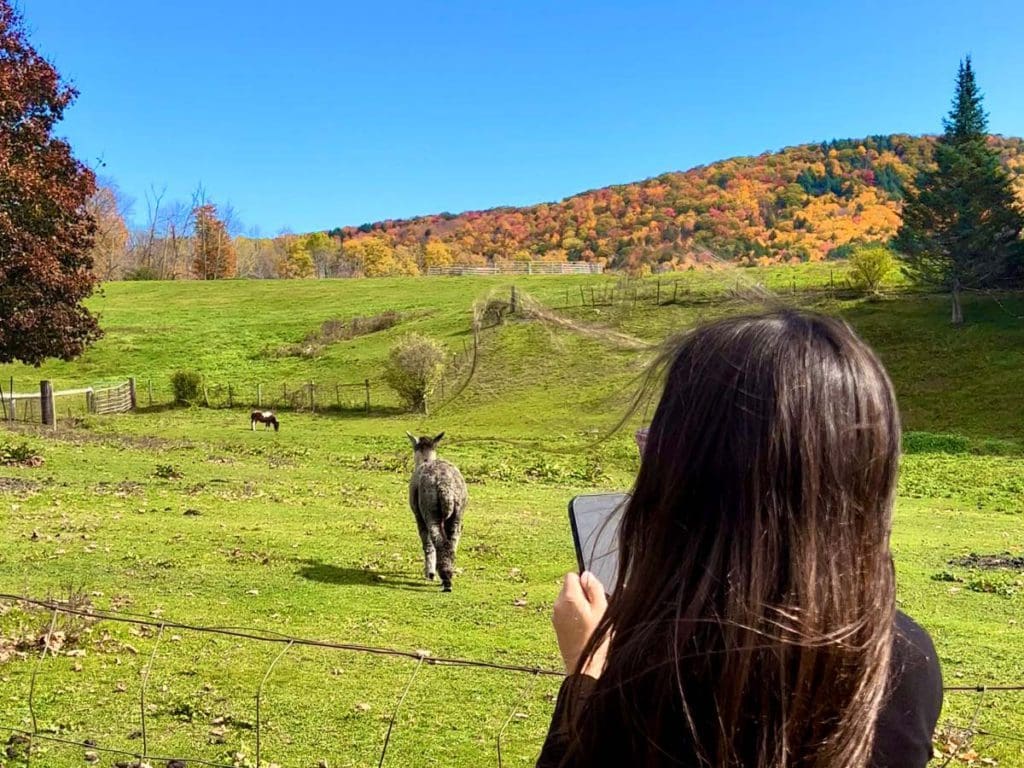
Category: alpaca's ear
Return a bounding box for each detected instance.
[406,431,418,448]
[433,432,445,444]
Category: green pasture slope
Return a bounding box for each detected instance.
[1,265,1022,767]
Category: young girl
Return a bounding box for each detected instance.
[538,311,942,768]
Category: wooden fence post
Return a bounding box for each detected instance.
[364,379,371,413]
[203,383,210,408]
[147,379,153,407]
[510,285,519,315]
[86,389,95,414]
[8,377,13,422]
[579,285,586,306]
[128,378,137,410]
[335,383,340,407]
[40,380,55,428]
[309,381,315,413]
[656,279,661,305]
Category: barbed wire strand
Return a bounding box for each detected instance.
[0,593,564,678]
[496,670,541,768]
[26,607,58,767]
[976,727,1024,745]
[5,594,1024,691]
[139,622,165,760]
[256,638,295,767]
[0,724,236,768]
[378,655,425,768]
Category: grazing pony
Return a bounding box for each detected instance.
[407,432,468,592]
[250,410,280,432]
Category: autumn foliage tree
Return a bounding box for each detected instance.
[0,1,101,365]
[87,182,130,279]
[192,203,237,279]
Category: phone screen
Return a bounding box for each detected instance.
[568,492,629,593]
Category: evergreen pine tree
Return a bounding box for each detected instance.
[895,56,1024,324]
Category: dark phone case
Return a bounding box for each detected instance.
[567,496,587,574]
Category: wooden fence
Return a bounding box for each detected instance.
[1,379,136,426]
[427,262,604,276]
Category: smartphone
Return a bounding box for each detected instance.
[568,492,630,594]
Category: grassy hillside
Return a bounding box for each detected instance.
[1,272,1023,766]
[328,134,1024,271]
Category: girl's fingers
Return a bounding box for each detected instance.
[559,572,584,603]
[580,571,608,610]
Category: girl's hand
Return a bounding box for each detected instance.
[552,571,610,678]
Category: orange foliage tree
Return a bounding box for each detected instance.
[192,204,237,279]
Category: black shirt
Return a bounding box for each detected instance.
[537,611,942,768]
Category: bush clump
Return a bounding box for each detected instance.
[171,370,203,405]
[383,333,446,413]
[848,244,896,293]
[0,441,43,467]
[270,311,403,358]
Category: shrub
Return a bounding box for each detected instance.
[123,265,162,281]
[383,333,446,413]
[0,441,43,467]
[269,311,402,358]
[848,244,895,293]
[171,370,203,405]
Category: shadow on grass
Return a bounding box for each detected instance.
[295,559,431,591]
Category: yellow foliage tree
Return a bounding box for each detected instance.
[277,236,314,278]
[422,239,455,270]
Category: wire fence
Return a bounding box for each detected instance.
[0,592,560,768]
[1,380,135,426]
[426,262,604,276]
[0,592,1021,767]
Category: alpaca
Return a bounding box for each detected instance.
[250,410,280,431]
[407,432,467,592]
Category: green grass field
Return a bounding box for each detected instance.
[1,266,1022,767]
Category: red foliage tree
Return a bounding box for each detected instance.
[0,1,101,365]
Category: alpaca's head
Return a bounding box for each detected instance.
[406,431,444,466]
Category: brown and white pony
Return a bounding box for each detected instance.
[250,410,280,431]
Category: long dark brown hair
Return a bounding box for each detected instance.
[566,311,900,768]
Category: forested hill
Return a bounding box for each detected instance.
[329,134,1024,271]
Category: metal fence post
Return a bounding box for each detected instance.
[128,378,137,410]
[365,379,371,413]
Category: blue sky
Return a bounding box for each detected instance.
[19,0,1024,235]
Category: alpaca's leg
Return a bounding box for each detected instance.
[444,513,463,557]
[414,510,435,580]
[433,523,455,592]
[436,540,454,592]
